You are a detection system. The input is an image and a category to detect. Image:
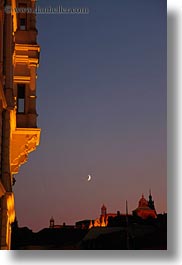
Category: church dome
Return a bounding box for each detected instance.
[133,193,157,220]
[138,194,148,207]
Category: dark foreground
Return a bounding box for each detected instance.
[11,221,167,250]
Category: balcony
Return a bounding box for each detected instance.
[11,127,41,174]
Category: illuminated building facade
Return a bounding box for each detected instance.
[89,204,117,228]
[0,0,40,249]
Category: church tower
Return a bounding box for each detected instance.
[101,204,107,216]
[148,190,156,211]
[49,217,55,228]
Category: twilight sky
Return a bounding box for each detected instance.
[14,0,167,232]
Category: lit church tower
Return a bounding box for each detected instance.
[0,0,41,249]
[100,204,107,227]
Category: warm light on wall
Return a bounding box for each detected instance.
[14,76,31,83]
[12,0,17,33]
[7,193,15,224]
[15,44,40,53]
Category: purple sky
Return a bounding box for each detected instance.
[14,0,167,232]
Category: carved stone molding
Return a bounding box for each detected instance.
[11,128,41,174]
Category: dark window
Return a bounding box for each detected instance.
[17,84,25,113]
[20,18,26,30]
[18,3,27,30]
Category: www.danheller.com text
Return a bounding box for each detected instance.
[3,5,90,15]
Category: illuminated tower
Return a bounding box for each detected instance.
[0,0,41,250]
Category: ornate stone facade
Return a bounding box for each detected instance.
[0,0,40,249]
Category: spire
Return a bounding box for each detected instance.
[148,190,155,210]
[149,189,152,199]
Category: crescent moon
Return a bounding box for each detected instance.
[87,175,92,181]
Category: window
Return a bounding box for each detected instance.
[20,18,26,30]
[18,3,27,30]
[17,84,25,113]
